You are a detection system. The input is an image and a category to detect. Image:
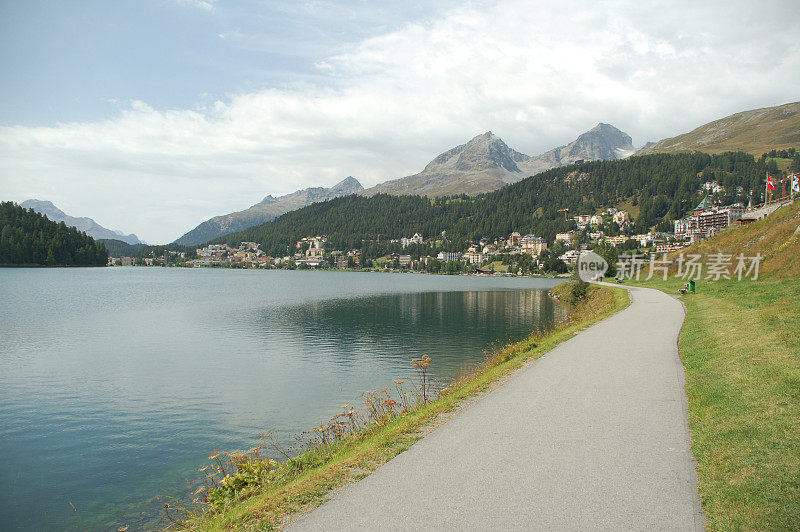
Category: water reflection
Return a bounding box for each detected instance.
[261,290,566,378]
[0,269,565,531]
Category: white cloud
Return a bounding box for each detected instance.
[1,0,799,242]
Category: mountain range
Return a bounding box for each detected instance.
[173,176,364,245]
[365,123,634,197]
[215,150,766,259]
[17,101,797,247]
[19,199,144,245]
[176,123,634,244]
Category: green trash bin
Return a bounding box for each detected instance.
[689,280,696,293]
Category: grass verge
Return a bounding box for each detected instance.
[630,277,799,529]
[182,283,630,531]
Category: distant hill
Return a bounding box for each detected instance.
[1,201,108,266]
[216,151,768,258]
[640,101,800,156]
[365,123,634,197]
[175,124,632,244]
[173,176,364,246]
[19,199,144,245]
[98,238,148,258]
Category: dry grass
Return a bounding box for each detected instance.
[180,284,630,531]
[640,102,800,156]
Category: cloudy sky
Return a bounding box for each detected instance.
[1,0,798,243]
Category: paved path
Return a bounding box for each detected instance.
[290,285,704,531]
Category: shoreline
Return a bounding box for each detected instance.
[102,264,572,279]
[1,271,569,531]
[180,282,630,530]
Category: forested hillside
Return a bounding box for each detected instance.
[0,202,108,266]
[98,238,148,258]
[217,151,776,257]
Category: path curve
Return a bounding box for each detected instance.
[290,284,704,530]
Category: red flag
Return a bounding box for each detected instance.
[767,174,776,191]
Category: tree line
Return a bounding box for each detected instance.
[213,151,774,259]
[760,149,800,173]
[0,202,108,266]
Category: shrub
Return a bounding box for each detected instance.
[571,280,589,301]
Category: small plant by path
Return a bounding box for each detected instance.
[172,283,629,530]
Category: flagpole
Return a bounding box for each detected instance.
[765,171,768,206]
[782,174,787,202]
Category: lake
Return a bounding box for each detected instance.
[0,268,566,530]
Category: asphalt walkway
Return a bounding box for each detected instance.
[290,284,704,530]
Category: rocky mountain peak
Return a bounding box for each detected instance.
[20,199,66,218]
[329,176,364,195]
[560,123,634,162]
[458,132,520,172]
[462,131,502,149]
[421,131,522,174]
[367,123,634,197]
[586,122,632,143]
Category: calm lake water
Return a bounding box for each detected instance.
[0,268,566,530]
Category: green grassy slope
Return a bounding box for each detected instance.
[667,199,800,279]
[632,200,800,529]
[641,101,800,156]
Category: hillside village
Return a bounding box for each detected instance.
[111,176,795,273]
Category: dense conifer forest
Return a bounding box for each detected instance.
[97,238,148,258]
[216,151,773,257]
[0,202,108,265]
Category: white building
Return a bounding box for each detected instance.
[588,231,604,242]
[239,242,259,251]
[558,249,581,264]
[400,233,424,248]
[603,235,630,247]
[521,235,548,255]
[632,233,654,247]
[573,215,591,229]
[437,251,462,262]
[700,181,725,194]
[674,204,744,242]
